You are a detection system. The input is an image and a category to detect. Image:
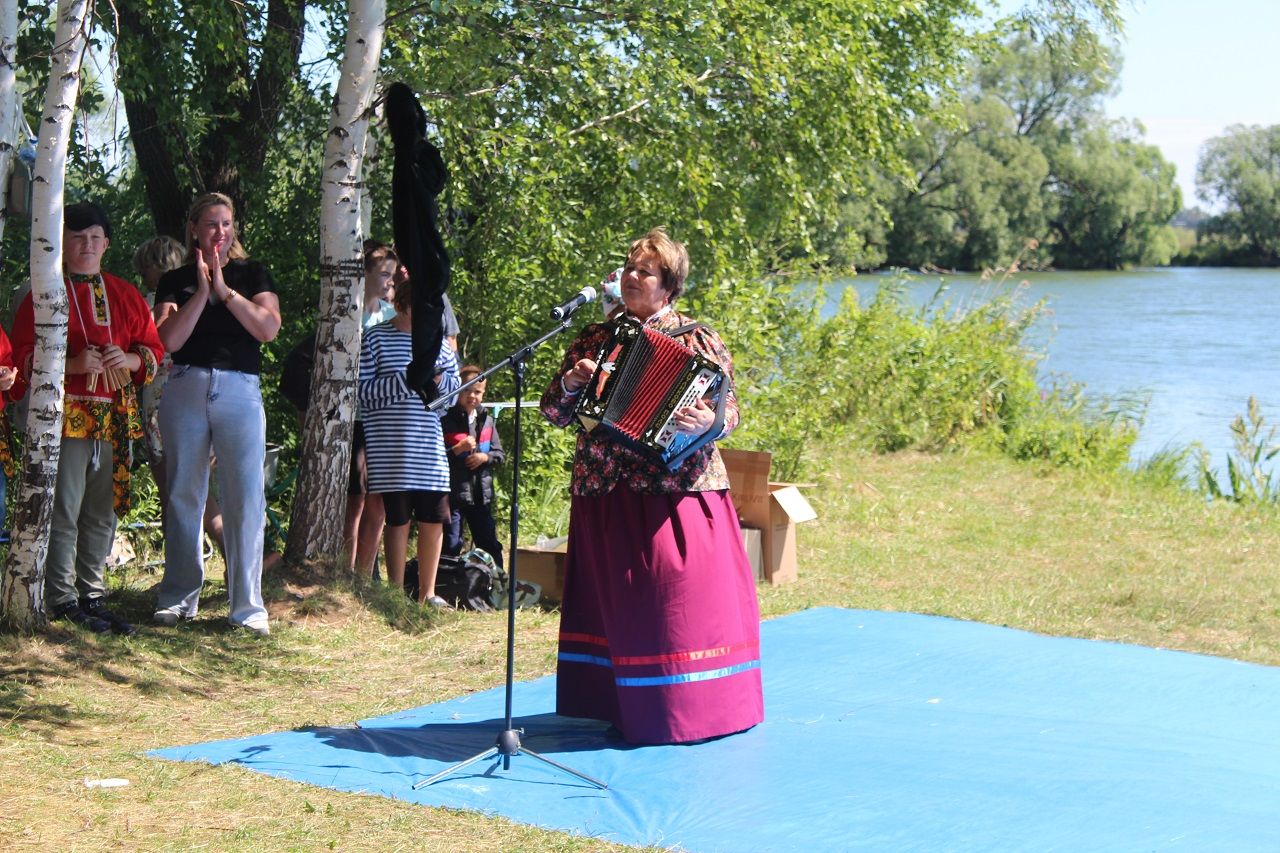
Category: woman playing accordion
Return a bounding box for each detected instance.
[540,227,763,744]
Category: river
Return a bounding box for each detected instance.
[821,267,1280,471]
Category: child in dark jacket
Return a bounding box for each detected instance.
[441,365,505,567]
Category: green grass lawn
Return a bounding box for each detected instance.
[4,446,1279,851]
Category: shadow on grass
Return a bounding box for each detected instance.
[0,557,504,731]
[0,581,293,731]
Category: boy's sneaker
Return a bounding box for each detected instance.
[52,600,111,633]
[80,597,137,636]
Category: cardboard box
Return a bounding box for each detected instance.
[721,448,818,585]
[515,541,567,602]
[740,526,764,581]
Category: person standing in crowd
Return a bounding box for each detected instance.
[10,202,165,634]
[358,275,459,607]
[540,227,763,744]
[151,192,281,636]
[442,364,506,568]
[343,242,399,576]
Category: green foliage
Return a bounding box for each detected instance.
[844,28,1180,271]
[375,0,985,362]
[1001,382,1139,470]
[883,96,1052,270]
[1194,124,1280,265]
[1042,121,1182,269]
[1198,396,1280,504]
[738,272,1136,480]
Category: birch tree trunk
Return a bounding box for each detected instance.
[285,0,385,564]
[0,0,91,630]
[0,0,19,245]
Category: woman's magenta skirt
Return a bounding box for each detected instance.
[555,486,764,744]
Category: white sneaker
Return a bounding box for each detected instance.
[152,608,181,627]
[237,619,271,636]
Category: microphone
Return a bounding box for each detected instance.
[549,286,597,320]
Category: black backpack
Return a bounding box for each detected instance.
[403,549,541,611]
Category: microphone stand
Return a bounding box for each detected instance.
[414,307,607,790]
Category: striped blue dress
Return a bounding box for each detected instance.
[358,322,460,493]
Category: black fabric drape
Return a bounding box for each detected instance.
[386,82,448,405]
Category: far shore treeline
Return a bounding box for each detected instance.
[0,1,1274,561]
[808,33,1279,273]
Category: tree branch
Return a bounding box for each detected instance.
[568,66,717,137]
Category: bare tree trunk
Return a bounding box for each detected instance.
[285,0,385,564]
[0,0,90,630]
[0,0,20,244]
[115,0,306,237]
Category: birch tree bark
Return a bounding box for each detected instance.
[0,0,91,630]
[285,0,385,564]
[0,0,19,245]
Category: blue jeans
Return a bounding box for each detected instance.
[155,366,267,626]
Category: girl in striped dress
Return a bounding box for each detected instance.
[358,278,460,606]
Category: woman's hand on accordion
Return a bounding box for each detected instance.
[674,397,716,435]
[563,358,597,394]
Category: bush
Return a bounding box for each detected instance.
[1001,383,1139,470]
[728,273,1137,480]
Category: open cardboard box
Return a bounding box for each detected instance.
[721,448,818,585]
[515,537,568,602]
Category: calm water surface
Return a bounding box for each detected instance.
[823,267,1280,468]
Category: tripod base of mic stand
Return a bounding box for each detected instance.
[412,727,608,790]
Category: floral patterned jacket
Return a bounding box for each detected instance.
[540,308,739,496]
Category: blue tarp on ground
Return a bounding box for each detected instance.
[150,608,1280,851]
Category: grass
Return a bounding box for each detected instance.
[5,444,1280,850]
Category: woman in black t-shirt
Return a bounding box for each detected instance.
[151,192,282,636]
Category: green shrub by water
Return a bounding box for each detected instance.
[734,274,1138,480]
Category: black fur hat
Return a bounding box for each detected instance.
[64,201,112,240]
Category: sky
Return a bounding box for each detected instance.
[1104,0,1280,210]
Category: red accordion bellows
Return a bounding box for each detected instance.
[611,330,692,440]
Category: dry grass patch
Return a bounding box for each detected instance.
[764,448,1280,663]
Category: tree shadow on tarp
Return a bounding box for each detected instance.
[306,712,634,766]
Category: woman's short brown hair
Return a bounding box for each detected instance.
[184,192,248,262]
[132,235,185,278]
[628,227,689,300]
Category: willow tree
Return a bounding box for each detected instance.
[1196,124,1280,264]
[0,0,91,630]
[286,0,385,562]
[113,0,309,237]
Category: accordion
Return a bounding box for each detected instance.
[574,316,728,470]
